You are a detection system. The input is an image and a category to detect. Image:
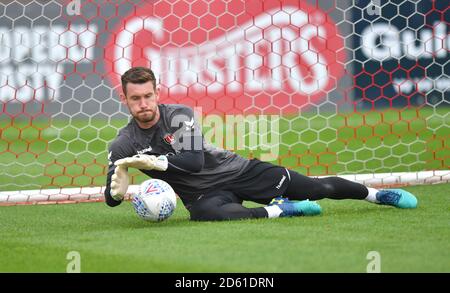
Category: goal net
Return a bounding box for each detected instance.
[0,0,448,205]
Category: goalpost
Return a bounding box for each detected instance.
[0,0,448,205]
[1,171,449,206]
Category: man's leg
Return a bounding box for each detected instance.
[284,170,417,208]
[189,190,267,221]
[284,171,369,201]
[189,189,321,221]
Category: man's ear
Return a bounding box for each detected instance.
[155,86,160,102]
[119,93,127,105]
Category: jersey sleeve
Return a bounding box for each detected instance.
[104,136,135,207]
[166,106,205,174]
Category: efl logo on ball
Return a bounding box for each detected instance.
[132,179,177,222]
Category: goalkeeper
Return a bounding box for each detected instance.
[105,67,418,221]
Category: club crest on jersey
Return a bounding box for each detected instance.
[164,133,175,145]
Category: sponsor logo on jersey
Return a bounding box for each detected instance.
[137,146,153,155]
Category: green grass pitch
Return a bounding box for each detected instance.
[1,183,448,272]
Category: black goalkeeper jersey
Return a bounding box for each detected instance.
[105,104,250,207]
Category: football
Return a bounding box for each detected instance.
[132,179,177,222]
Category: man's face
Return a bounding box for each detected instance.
[121,81,159,125]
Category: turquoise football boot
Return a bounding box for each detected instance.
[376,189,418,209]
[269,197,322,217]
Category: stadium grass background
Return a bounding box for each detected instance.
[1,183,448,272]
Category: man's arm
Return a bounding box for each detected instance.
[166,106,205,173]
[116,106,205,174]
[167,150,204,173]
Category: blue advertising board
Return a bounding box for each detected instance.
[352,0,448,109]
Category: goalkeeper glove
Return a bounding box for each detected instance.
[114,154,168,171]
[110,165,129,201]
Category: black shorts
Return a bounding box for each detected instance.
[204,159,291,205]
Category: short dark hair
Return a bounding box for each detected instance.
[121,67,157,95]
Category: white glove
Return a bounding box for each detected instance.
[110,165,129,201]
[114,154,168,171]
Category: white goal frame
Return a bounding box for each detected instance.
[1,170,448,205]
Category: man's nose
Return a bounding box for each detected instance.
[139,98,147,108]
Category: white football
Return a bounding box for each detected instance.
[132,179,177,222]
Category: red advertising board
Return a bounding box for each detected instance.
[105,0,345,114]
